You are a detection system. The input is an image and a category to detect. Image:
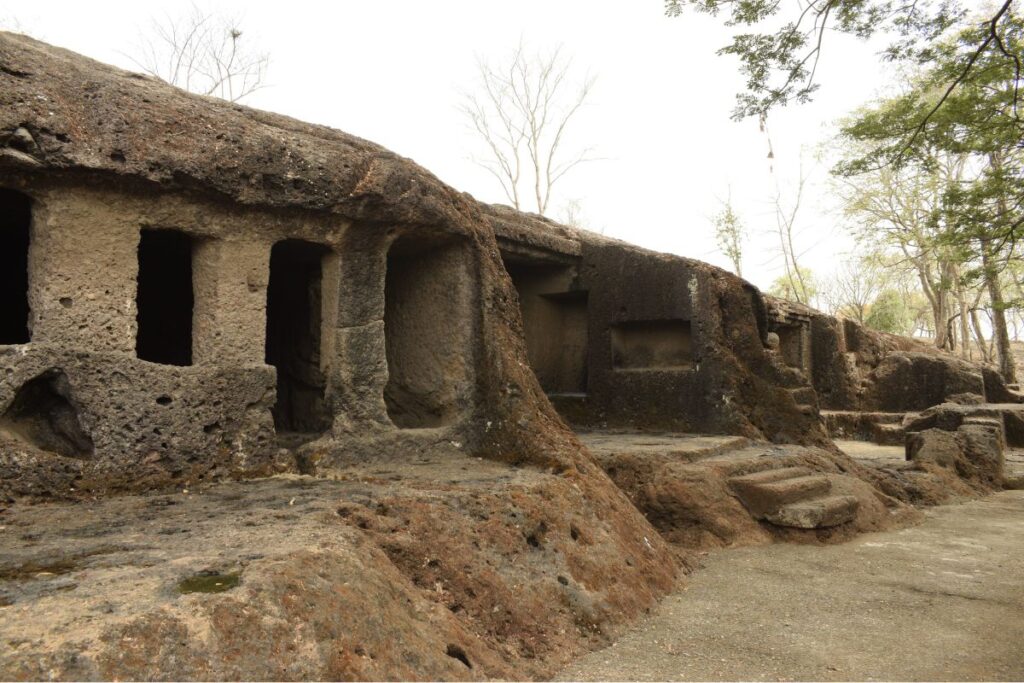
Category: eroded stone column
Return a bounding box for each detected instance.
[326,234,391,428]
[192,238,271,366]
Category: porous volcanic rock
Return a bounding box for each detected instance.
[0,467,677,680]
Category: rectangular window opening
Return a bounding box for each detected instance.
[0,189,32,344]
[136,229,194,366]
[611,319,694,370]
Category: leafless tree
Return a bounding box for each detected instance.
[820,257,890,323]
[772,159,813,305]
[0,13,34,35]
[459,42,596,216]
[560,198,586,229]
[558,198,606,234]
[128,4,268,103]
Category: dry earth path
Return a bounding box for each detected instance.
[558,491,1024,681]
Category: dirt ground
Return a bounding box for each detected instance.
[558,490,1024,682]
[0,453,679,680]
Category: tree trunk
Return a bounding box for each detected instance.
[981,240,1017,383]
[921,275,947,349]
[970,308,992,364]
[955,280,971,360]
[936,288,951,350]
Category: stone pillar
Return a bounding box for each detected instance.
[192,239,271,366]
[326,232,391,429]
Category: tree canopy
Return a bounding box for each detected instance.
[829,10,1023,379]
[665,0,1016,125]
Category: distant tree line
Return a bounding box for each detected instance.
[689,1,1022,381]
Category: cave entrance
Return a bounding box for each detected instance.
[0,189,31,344]
[265,239,331,435]
[384,236,470,428]
[136,229,194,366]
[503,263,589,394]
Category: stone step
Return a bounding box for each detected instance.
[963,415,1003,428]
[729,471,831,516]
[822,410,906,425]
[697,450,808,476]
[727,466,812,486]
[764,495,860,529]
[871,422,906,446]
[1004,472,1024,490]
[787,387,818,416]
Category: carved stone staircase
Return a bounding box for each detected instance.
[728,466,859,529]
[787,386,818,416]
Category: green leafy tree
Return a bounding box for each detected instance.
[865,289,913,335]
[664,0,1015,124]
[832,141,967,350]
[835,13,1023,380]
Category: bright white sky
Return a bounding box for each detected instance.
[3,0,898,293]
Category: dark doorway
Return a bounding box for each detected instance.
[265,239,330,434]
[504,263,589,394]
[136,229,194,365]
[0,189,31,344]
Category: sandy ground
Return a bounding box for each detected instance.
[834,439,906,467]
[558,490,1024,682]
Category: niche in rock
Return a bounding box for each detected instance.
[503,262,588,394]
[136,229,194,366]
[0,370,94,458]
[384,236,472,428]
[611,319,694,370]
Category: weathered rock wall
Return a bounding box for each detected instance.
[489,207,830,447]
[802,308,1018,412]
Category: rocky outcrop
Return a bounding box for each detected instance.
[488,209,832,448]
[907,420,1005,490]
[0,31,682,680]
[862,353,986,412]
[581,433,901,549]
[0,30,1011,682]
